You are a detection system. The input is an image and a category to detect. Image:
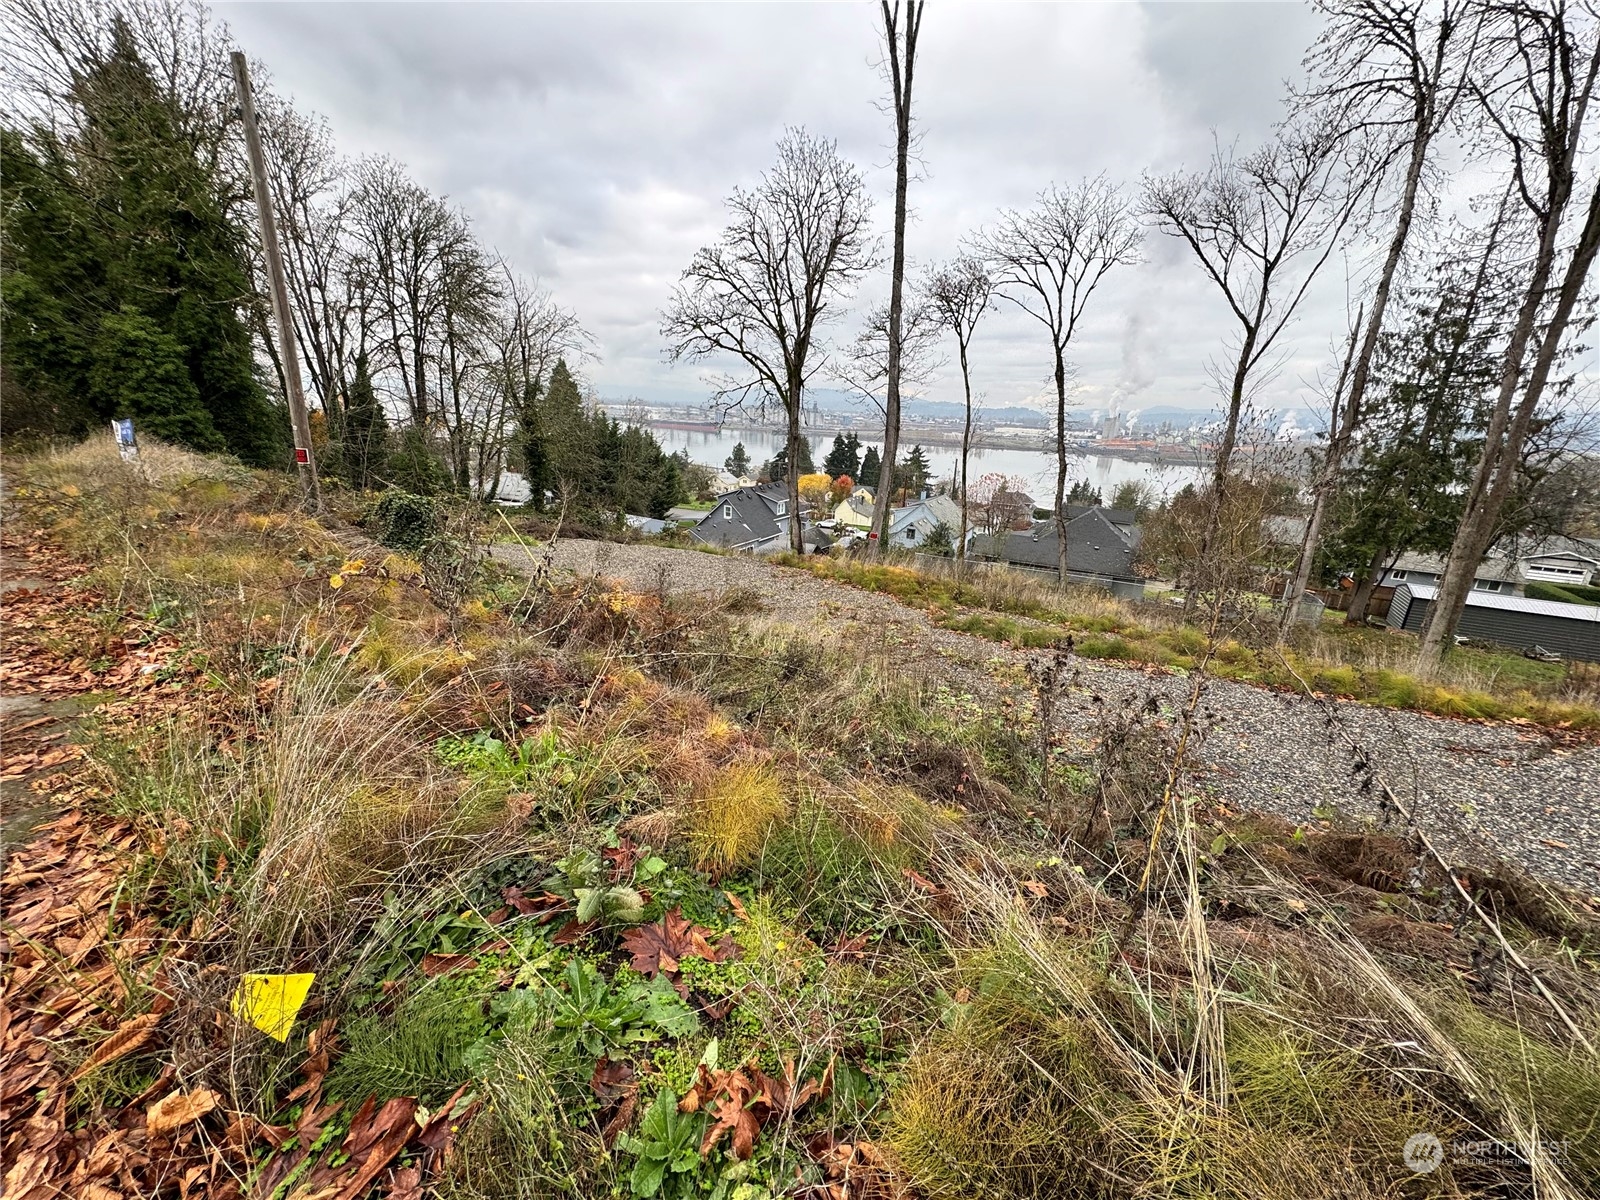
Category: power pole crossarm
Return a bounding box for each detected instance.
[231,50,321,511]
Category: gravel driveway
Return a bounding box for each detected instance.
[493,540,1600,892]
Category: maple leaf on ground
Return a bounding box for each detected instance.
[754,1056,834,1119]
[415,1083,479,1161]
[802,1133,908,1200]
[552,918,595,946]
[590,1056,636,1101]
[420,953,476,977]
[829,933,868,962]
[620,908,736,979]
[387,1165,424,1200]
[589,1057,639,1148]
[679,1056,833,1161]
[698,987,748,1022]
[680,1064,761,1159]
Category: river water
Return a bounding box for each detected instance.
[653,424,1203,500]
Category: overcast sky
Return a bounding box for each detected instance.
[224,1,1369,423]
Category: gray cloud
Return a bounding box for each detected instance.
[224,0,1367,419]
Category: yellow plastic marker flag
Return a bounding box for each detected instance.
[230,973,315,1042]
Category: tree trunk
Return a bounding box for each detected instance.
[787,377,805,554]
[957,335,972,572]
[1345,544,1390,625]
[870,0,919,557]
[1052,351,1069,586]
[1279,307,1362,639]
[1211,338,1253,494]
[1285,117,1432,639]
[1420,173,1600,665]
[1186,335,1254,617]
[412,339,428,428]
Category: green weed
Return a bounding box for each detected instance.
[331,983,490,1105]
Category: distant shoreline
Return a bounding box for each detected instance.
[679,418,1216,469]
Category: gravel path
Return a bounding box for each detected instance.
[494,541,1600,892]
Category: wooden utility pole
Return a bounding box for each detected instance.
[231,50,321,510]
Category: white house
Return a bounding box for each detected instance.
[886,495,963,549]
[1379,535,1600,596]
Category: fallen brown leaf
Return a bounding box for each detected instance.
[147,1087,220,1137]
[68,1012,162,1083]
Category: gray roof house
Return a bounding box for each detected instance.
[1062,504,1139,539]
[689,483,795,553]
[1379,536,1600,595]
[1379,550,1519,593]
[1388,582,1600,662]
[886,495,963,549]
[971,507,1148,598]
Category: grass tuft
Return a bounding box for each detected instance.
[684,760,788,874]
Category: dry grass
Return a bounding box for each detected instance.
[787,554,1600,728]
[11,439,1597,1200]
[684,760,788,874]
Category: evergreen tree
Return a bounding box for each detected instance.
[652,454,686,518]
[514,376,550,503]
[388,426,449,495]
[764,437,814,483]
[342,353,388,489]
[0,22,287,463]
[1109,480,1155,517]
[724,442,752,477]
[540,359,596,499]
[859,445,882,488]
[822,432,862,478]
[922,520,956,557]
[1324,274,1498,614]
[900,445,931,498]
[1067,479,1102,506]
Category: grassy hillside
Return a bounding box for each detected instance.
[778,555,1600,731]
[3,438,1598,1200]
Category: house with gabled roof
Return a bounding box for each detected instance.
[834,493,874,531]
[970,506,1148,597]
[886,494,963,549]
[689,483,795,553]
[1378,535,1600,596]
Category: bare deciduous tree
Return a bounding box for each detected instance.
[661,129,876,552]
[1144,126,1360,492]
[869,0,926,554]
[4,0,236,166]
[1280,0,1483,635]
[477,267,588,499]
[1420,0,1600,665]
[967,472,1034,536]
[260,99,360,437]
[924,254,993,566]
[1144,122,1362,608]
[982,178,1141,584]
[352,156,477,430]
[836,298,944,412]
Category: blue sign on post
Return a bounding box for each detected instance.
[112,418,139,461]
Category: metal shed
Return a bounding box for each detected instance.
[1387,582,1600,662]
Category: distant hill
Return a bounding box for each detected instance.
[902,398,1049,426]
